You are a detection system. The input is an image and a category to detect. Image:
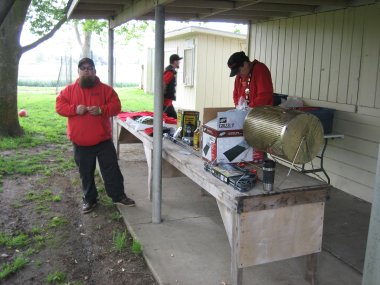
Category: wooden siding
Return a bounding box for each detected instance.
[249,3,380,202]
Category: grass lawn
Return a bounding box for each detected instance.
[0,86,154,150]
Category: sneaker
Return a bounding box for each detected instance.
[82,200,97,214]
[114,197,136,207]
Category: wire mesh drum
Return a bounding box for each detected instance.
[243,106,324,164]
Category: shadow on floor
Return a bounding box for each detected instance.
[323,188,371,274]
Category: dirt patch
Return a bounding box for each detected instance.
[0,146,157,285]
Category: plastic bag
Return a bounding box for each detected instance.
[236,96,248,110]
[279,96,303,108]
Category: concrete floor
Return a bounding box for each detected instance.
[117,143,368,285]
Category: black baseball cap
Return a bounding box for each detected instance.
[78,58,95,68]
[227,51,249,77]
[170,54,183,63]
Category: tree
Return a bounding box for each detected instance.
[73,19,107,58]
[0,0,72,137]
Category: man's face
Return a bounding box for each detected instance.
[78,64,96,88]
[238,61,250,76]
[172,60,180,69]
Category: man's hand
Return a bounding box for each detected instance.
[87,106,102,116]
[76,105,87,115]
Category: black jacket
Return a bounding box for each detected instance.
[164,65,177,100]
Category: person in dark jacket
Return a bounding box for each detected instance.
[163,54,182,119]
[56,58,135,213]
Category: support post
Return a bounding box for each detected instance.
[362,143,380,284]
[108,24,114,87]
[152,4,165,224]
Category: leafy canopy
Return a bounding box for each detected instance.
[26,0,68,36]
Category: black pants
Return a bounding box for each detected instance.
[73,140,126,203]
[163,105,177,119]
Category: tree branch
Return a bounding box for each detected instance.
[21,0,74,54]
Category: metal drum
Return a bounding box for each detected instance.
[243,106,324,164]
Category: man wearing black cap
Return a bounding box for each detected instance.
[163,54,182,119]
[56,57,135,213]
[227,51,273,108]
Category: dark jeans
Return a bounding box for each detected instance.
[163,105,177,119]
[73,140,126,203]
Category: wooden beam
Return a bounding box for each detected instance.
[110,0,176,29]
[167,0,234,9]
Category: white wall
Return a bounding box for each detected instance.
[249,3,380,202]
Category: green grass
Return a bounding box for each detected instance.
[0,233,30,248]
[131,239,142,255]
[0,86,153,150]
[46,271,66,284]
[0,86,150,282]
[112,231,128,253]
[0,256,28,280]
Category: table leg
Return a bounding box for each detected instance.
[144,145,153,200]
[305,253,319,285]
[116,121,121,159]
[231,212,243,285]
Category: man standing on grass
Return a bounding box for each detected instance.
[56,57,135,213]
[163,54,182,119]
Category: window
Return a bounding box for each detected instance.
[183,48,194,86]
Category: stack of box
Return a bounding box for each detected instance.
[202,109,253,163]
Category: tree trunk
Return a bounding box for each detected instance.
[0,0,30,137]
[82,30,92,58]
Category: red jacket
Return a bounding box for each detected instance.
[56,77,121,146]
[233,60,273,107]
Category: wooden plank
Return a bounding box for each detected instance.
[205,35,216,107]
[213,36,224,106]
[217,200,233,246]
[337,8,354,104]
[311,13,325,100]
[327,172,374,203]
[328,10,344,103]
[322,156,376,188]
[231,212,243,284]
[270,20,280,90]
[118,126,142,144]
[276,19,286,92]
[319,12,333,102]
[256,23,262,60]
[238,202,324,267]
[289,17,300,96]
[358,4,380,108]
[282,17,293,95]
[196,35,207,108]
[265,21,273,68]
[303,14,316,99]
[295,16,307,98]
[305,253,319,285]
[260,22,267,62]
[240,188,329,212]
[347,7,364,105]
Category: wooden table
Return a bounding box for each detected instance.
[116,116,331,285]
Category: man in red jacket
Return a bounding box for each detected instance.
[56,58,135,213]
[227,51,274,164]
[227,51,273,108]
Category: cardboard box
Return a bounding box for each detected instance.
[177,109,199,138]
[202,108,249,131]
[202,119,254,163]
